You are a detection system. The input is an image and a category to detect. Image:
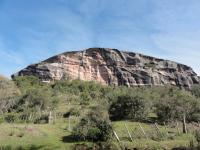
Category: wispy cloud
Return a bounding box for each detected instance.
[0,38,23,64]
[0,0,200,76]
[149,0,200,74]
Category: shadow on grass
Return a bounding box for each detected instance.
[61,135,78,143]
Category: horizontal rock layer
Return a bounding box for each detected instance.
[12,48,200,88]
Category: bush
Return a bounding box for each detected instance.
[63,108,80,118]
[13,76,40,94]
[15,88,58,117]
[109,95,149,121]
[4,113,18,123]
[19,89,49,111]
[155,88,200,123]
[155,101,175,122]
[190,113,200,122]
[80,92,91,105]
[72,107,113,142]
[87,127,101,141]
[191,85,200,98]
[33,114,49,124]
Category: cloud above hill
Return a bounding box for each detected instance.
[0,0,199,76]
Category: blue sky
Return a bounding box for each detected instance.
[0,0,200,77]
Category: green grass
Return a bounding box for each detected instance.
[112,121,196,150]
[0,121,77,150]
[0,120,197,150]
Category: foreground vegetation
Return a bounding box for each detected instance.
[0,75,200,149]
[0,120,198,150]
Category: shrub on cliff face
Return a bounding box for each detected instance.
[109,95,149,121]
[72,107,113,142]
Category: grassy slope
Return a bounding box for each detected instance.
[0,120,195,150]
[112,121,195,149]
[0,122,72,150]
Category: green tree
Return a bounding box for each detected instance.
[72,107,113,142]
[109,95,149,121]
[155,88,200,122]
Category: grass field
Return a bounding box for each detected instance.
[0,119,197,150]
[0,122,73,149]
[112,121,196,150]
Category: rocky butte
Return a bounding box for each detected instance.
[12,48,200,88]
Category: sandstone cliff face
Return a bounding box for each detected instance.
[12,48,199,88]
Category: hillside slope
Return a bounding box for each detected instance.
[12,48,200,88]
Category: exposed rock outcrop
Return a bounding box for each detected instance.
[12,48,200,88]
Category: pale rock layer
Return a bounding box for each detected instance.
[12,48,200,88]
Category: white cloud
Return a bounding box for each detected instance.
[148,0,200,74]
[0,0,200,76]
